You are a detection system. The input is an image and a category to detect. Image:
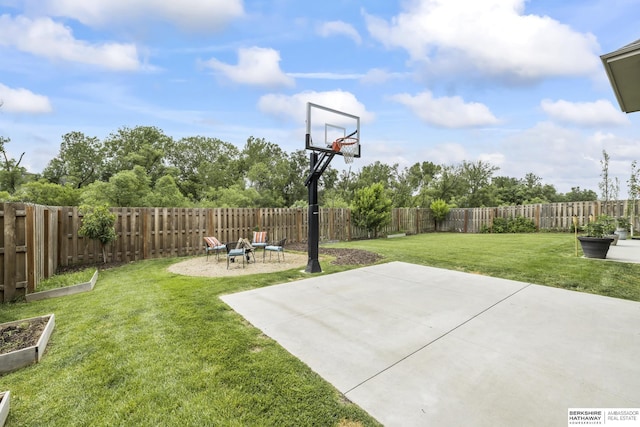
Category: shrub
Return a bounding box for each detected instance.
[352,183,392,238]
[430,199,450,229]
[483,216,537,233]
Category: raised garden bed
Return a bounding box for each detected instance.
[387,233,407,238]
[0,391,9,427]
[0,314,55,375]
[26,270,98,302]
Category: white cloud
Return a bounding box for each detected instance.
[287,72,363,80]
[360,68,409,84]
[317,20,362,44]
[0,14,142,71]
[364,0,600,81]
[479,152,506,168]
[420,142,468,165]
[391,91,499,128]
[257,90,375,123]
[540,99,629,126]
[204,47,295,88]
[31,0,244,31]
[0,83,53,113]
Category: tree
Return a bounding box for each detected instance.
[43,131,103,188]
[352,183,392,238]
[166,136,241,201]
[79,181,112,206]
[430,198,450,229]
[102,126,173,184]
[203,184,262,207]
[628,160,640,235]
[458,160,499,207]
[407,161,440,208]
[0,136,26,193]
[599,150,619,202]
[430,164,463,203]
[108,166,151,207]
[79,166,151,207]
[563,187,597,202]
[78,204,117,263]
[240,136,291,207]
[145,175,190,207]
[283,150,309,207]
[357,161,397,189]
[12,180,80,206]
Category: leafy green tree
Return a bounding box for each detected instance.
[203,184,262,207]
[79,181,112,206]
[357,161,397,189]
[331,169,358,206]
[0,136,26,193]
[321,189,350,208]
[145,175,190,207]
[43,131,103,188]
[283,150,310,207]
[430,164,463,203]
[78,204,117,263]
[492,176,525,205]
[240,136,291,207]
[108,166,151,207]
[352,183,392,238]
[430,198,450,229]
[458,160,499,207]
[80,166,151,207]
[12,180,80,205]
[563,187,598,202]
[599,149,619,202]
[102,126,173,184]
[166,136,241,201]
[407,161,440,208]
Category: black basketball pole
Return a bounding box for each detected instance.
[304,129,354,273]
[306,151,322,273]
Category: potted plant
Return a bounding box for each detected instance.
[615,216,631,240]
[578,215,616,259]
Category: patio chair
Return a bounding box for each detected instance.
[251,231,268,255]
[226,242,246,269]
[263,238,287,262]
[203,236,226,261]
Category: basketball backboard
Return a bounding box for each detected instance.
[305,102,360,159]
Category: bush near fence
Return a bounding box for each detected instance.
[2,200,639,301]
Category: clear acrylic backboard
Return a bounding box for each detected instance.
[305,102,361,159]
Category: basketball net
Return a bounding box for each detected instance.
[332,137,359,164]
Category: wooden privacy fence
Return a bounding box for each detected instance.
[440,200,640,233]
[1,203,58,302]
[2,200,639,301]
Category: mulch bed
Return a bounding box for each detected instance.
[286,242,383,265]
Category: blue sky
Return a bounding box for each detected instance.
[1,0,639,196]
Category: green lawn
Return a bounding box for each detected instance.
[335,232,640,302]
[1,233,639,426]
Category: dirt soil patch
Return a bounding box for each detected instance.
[0,317,48,355]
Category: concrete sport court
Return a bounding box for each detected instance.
[221,249,640,426]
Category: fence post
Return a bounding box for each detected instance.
[3,204,16,302]
[26,204,35,293]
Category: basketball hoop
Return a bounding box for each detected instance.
[332,137,359,164]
